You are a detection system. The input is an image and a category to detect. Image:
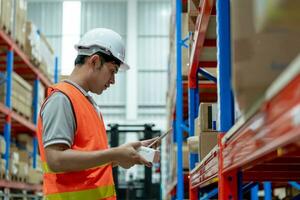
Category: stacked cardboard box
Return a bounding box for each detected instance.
[254,0,300,33]
[0,158,6,176]
[18,149,29,181]
[16,133,33,151]
[28,155,43,184]
[14,0,27,48]
[25,21,55,81]
[194,103,218,135]
[0,135,5,154]
[171,143,189,178]
[37,83,45,115]
[9,145,19,177]
[0,0,13,34]
[231,0,300,114]
[28,168,43,184]
[0,72,33,119]
[194,103,218,160]
[187,136,199,153]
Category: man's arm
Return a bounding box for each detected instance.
[45,139,157,172]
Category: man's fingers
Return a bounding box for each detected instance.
[141,137,159,147]
[131,141,142,150]
[136,155,152,167]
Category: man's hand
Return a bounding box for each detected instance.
[114,141,152,169]
[141,137,160,149]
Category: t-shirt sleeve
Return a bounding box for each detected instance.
[41,92,76,148]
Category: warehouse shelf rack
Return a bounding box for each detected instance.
[0,28,58,195]
[167,0,218,199]
[166,0,300,199]
[183,0,300,200]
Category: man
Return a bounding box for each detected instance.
[36,28,156,200]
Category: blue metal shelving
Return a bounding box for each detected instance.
[175,0,184,199]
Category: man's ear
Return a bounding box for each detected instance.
[89,54,104,69]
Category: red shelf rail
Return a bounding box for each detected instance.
[0,179,42,192]
[190,62,300,191]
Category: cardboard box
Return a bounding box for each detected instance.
[254,0,300,33]
[194,117,201,136]
[172,143,189,172]
[0,0,13,34]
[14,0,27,48]
[25,21,54,80]
[25,21,41,62]
[198,131,218,160]
[231,0,300,114]
[9,151,19,176]
[17,133,33,152]
[18,150,29,163]
[198,103,218,132]
[0,135,5,154]
[0,72,33,118]
[0,158,6,174]
[18,161,28,179]
[182,13,190,76]
[28,168,42,184]
[187,136,199,153]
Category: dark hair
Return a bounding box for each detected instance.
[74,51,121,67]
[74,55,89,66]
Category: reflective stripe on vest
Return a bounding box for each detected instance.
[45,185,116,200]
[42,162,110,174]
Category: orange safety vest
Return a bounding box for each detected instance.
[36,82,116,200]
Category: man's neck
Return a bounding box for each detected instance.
[68,68,89,92]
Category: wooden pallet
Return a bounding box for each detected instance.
[15,39,24,51]
[30,57,41,67]
[1,25,12,36]
[12,107,31,121]
[10,174,24,182]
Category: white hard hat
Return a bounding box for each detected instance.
[75,28,129,70]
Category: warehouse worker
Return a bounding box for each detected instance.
[36,28,156,200]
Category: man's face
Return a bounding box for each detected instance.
[88,56,119,95]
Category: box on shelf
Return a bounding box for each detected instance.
[0,0,14,34]
[198,103,218,132]
[254,0,300,33]
[40,33,55,80]
[187,136,199,153]
[25,21,55,80]
[0,135,5,154]
[181,13,190,76]
[18,161,29,180]
[194,117,201,136]
[28,168,43,184]
[171,143,189,177]
[0,72,33,119]
[231,0,300,114]
[14,0,27,48]
[198,131,218,160]
[18,149,29,163]
[16,133,33,152]
[9,149,19,176]
[37,83,45,114]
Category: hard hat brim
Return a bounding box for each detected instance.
[120,63,130,71]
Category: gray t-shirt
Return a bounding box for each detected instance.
[41,80,100,148]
